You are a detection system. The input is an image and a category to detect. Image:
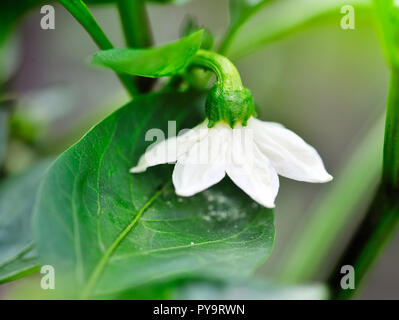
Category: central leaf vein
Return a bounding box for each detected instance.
[80,182,170,298]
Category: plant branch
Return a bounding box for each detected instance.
[324,0,399,299]
[117,0,152,49]
[328,70,399,299]
[383,71,399,188]
[117,0,155,92]
[58,0,137,97]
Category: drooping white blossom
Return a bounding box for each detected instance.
[130,117,332,208]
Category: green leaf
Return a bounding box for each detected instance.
[92,31,203,78]
[0,160,51,284]
[33,90,275,298]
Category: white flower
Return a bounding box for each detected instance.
[130,117,332,208]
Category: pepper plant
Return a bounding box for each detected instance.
[0,0,398,300]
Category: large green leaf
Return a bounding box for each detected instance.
[33,91,275,298]
[0,160,51,284]
[92,31,203,77]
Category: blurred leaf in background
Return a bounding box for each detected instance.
[228,0,371,58]
[0,159,51,284]
[0,31,21,86]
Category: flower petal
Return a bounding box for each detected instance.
[226,127,279,208]
[249,118,332,183]
[172,124,230,197]
[130,120,209,173]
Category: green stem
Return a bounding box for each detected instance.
[190,50,243,91]
[278,115,384,283]
[328,70,399,299]
[383,70,399,188]
[0,243,35,269]
[218,19,243,56]
[117,0,152,49]
[58,0,137,97]
[116,0,154,93]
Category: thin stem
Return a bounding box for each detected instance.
[328,70,399,299]
[0,243,39,284]
[117,0,152,49]
[383,70,399,188]
[0,243,36,269]
[218,20,242,56]
[58,0,137,97]
[190,49,243,91]
[117,0,154,92]
[328,183,399,299]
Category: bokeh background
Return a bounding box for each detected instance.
[1,0,398,299]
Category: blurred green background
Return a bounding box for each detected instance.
[1,0,398,299]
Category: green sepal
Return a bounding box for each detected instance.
[205,84,256,128]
